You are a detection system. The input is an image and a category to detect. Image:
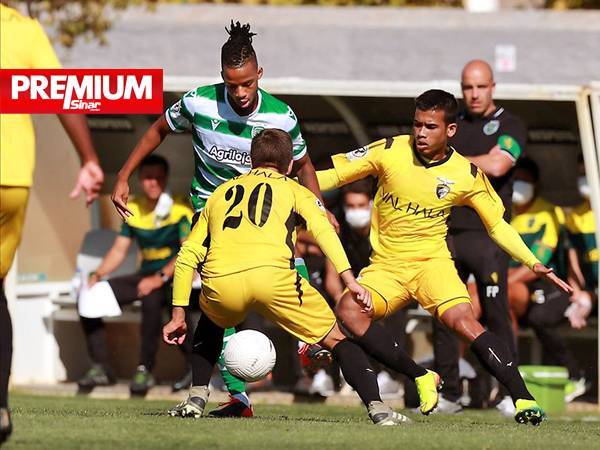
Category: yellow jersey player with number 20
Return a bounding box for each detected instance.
[162,129,413,426]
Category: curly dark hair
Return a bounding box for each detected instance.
[221,20,257,68]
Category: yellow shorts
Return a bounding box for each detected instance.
[199,266,336,344]
[358,258,471,320]
[0,187,30,278]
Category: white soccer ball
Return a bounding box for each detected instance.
[224,330,277,382]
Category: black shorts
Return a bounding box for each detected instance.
[450,229,509,287]
[524,278,571,326]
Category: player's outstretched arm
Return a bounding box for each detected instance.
[530,262,574,294]
[111,116,172,219]
[488,219,573,294]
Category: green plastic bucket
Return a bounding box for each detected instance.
[519,365,568,413]
[294,257,309,281]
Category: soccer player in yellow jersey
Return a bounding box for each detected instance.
[162,129,418,425]
[317,89,573,426]
[0,3,104,443]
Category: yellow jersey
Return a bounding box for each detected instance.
[318,135,538,269]
[120,195,193,275]
[510,197,562,267]
[173,168,350,306]
[565,201,598,290]
[0,4,61,187]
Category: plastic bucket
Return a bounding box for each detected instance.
[519,365,568,413]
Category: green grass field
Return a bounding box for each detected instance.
[3,394,600,449]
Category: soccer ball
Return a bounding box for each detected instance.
[223,330,277,382]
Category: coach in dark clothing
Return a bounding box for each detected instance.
[432,60,527,415]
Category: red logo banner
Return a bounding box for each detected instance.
[0,69,163,114]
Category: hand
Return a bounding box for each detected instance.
[88,272,101,288]
[70,161,104,207]
[137,274,163,297]
[532,263,574,295]
[326,209,340,234]
[111,177,134,220]
[566,290,593,330]
[163,310,187,345]
[347,280,373,316]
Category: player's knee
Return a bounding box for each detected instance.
[320,323,346,350]
[439,304,484,342]
[335,295,369,337]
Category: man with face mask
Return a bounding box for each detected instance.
[507,157,589,402]
[432,60,527,415]
[565,156,598,308]
[561,156,597,402]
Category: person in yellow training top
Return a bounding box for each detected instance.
[162,129,436,426]
[565,156,598,308]
[317,89,573,426]
[0,3,104,444]
[507,158,588,403]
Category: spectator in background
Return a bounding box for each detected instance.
[564,156,597,328]
[0,3,104,444]
[433,60,526,416]
[507,158,589,402]
[78,155,192,396]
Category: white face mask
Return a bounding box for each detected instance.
[344,205,372,229]
[578,176,590,199]
[154,191,173,224]
[512,180,534,206]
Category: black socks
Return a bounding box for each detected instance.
[332,339,381,406]
[354,323,427,379]
[471,331,533,402]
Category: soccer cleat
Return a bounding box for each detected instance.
[298,343,333,374]
[0,407,12,445]
[514,399,546,426]
[168,385,210,418]
[367,401,411,426]
[564,377,587,403]
[130,365,155,396]
[415,370,442,415]
[78,364,116,389]
[208,396,254,418]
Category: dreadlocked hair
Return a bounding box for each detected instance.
[221,21,257,68]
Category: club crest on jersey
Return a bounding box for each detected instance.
[315,198,326,211]
[483,120,500,136]
[435,177,455,199]
[346,146,368,161]
[251,126,265,138]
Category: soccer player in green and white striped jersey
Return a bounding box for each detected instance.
[112,21,335,418]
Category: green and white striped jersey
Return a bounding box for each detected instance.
[165,83,307,211]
